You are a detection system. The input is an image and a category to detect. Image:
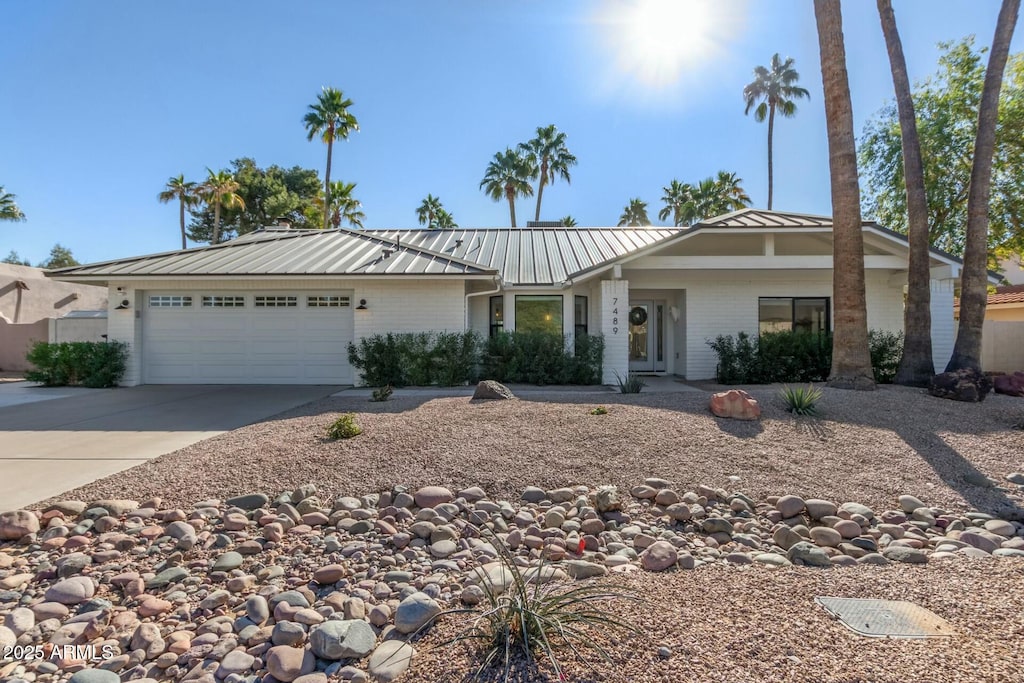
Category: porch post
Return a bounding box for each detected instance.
[600,279,629,384]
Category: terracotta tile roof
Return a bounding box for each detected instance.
[954,284,1024,308]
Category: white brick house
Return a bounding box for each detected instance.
[48,209,968,386]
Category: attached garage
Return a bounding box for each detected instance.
[142,291,354,384]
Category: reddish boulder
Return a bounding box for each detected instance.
[709,390,761,420]
[928,369,993,402]
[993,371,1024,397]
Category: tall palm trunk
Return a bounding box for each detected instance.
[878,0,934,386]
[815,0,875,390]
[323,130,335,231]
[767,102,775,210]
[213,201,221,245]
[506,187,517,227]
[534,160,548,222]
[179,199,187,250]
[947,0,1020,372]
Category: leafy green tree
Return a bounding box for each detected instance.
[480,148,535,227]
[949,0,1020,373]
[815,0,875,390]
[304,87,359,231]
[0,186,26,222]
[416,194,444,228]
[2,250,30,265]
[876,0,934,386]
[38,244,79,269]
[198,169,245,245]
[618,198,651,226]
[860,38,1024,261]
[188,159,323,242]
[743,54,811,210]
[518,124,577,222]
[435,208,458,229]
[327,180,365,228]
[158,174,198,250]
[560,215,577,227]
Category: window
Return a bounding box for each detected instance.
[149,295,192,308]
[574,296,588,336]
[489,296,504,338]
[254,295,298,308]
[515,295,562,334]
[202,295,245,308]
[308,295,350,307]
[759,297,830,335]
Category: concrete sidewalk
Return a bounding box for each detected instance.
[0,385,339,510]
[335,375,703,398]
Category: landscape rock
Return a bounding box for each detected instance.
[309,620,376,660]
[882,545,928,564]
[414,486,453,508]
[367,641,415,682]
[44,576,95,604]
[776,495,805,519]
[266,645,316,682]
[787,542,831,567]
[472,380,516,400]
[709,389,761,420]
[394,592,442,634]
[0,509,40,540]
[640,541,678,571]
[993,371,1024,397]
[928,368,993,402]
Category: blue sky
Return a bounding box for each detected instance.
[2,1,1021,264]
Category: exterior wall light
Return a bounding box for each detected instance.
[356,299,368,310]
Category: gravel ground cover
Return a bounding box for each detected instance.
[44,385,1024,518]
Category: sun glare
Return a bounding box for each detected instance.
[593,0,747,97]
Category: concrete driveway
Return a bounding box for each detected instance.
[0,385,340,510]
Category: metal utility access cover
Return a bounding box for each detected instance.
[815,597,955,638]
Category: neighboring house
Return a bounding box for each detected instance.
[48,209,974,386]
[955,284,1024,323]
[953,283,1024,373]
[0,263,108,372]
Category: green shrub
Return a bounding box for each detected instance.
[590,406,608,415]
[780,384,823,416]
[868,329,904,384]
[615,371,645,394]
[348,331,481,387]
[370,385,393,402]
[25,341,127,388]
[708,330,900,385]
[482,331,604,385]
[432,331,482,387]
[326,413,362,439]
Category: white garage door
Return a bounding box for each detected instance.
[142,291,354,384]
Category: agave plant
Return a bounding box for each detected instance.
[780,384,823,416]
[615,372,646,394]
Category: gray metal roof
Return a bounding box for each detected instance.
[697,208,836,228]
[364,227,679,285]
[48,229,497,279]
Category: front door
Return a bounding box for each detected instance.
[628,300,665,372]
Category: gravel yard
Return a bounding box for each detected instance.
[48,384,1024,518]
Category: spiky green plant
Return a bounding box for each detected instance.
[370,385,393,402]
[615,372,646,394]
[326,413,362,439]
[589,406,608,415]
[438,528,642,681]
[780,384,823,416]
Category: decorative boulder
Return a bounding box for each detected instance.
[928,368,993,402]
[709,389,761,420]
[0,510,40,541]
[993,371,1024,397]
[472,380,516,400]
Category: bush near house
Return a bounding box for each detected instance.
[347,331,604,387]
[708,330,904,385]
[25,341,128,388]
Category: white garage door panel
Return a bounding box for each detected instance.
[143,291,353,385]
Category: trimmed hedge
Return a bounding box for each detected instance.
[347,330,604,387]
[707,330,904,385]
[25,341,128,388]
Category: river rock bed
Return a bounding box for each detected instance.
[2,480,1023,682]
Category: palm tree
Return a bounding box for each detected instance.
[618,198,651,227]
[659,180,691,226]
[327,181,364,229]
[304,87,359,231]
[715,171,752,210]
[876,0,934,386]
[416,194,444,228]
[0,187,25,222]
[814,0,875,390]
[199,169,245,245]
[519,124,577,222]
[158,175,198,250]
[743,54,811,210]
[480,148,535,227]
[947,0,1021,373]
[435,208,458,230]
[560,215,577,227]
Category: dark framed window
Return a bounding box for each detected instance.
[515,295,563,334]
[758,297,830,335]
[489,296,504,338]
[574,296,588,336]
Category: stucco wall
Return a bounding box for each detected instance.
[985,306,1024,322]
[0,263,107,324]
[0,318,49,372]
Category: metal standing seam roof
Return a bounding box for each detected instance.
[696,208,838,228]
[46,228,498,278]
[364,227,679,285]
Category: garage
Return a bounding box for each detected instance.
[142,291,354,384]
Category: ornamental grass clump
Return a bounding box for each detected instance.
[780,384,823,416]
[439,529,642,681]
[615,372,645,394]
[326,413,362,439]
